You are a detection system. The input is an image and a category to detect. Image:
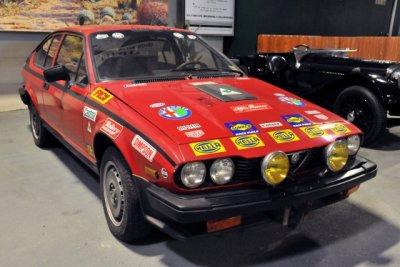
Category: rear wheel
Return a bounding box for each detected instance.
[29,102,52,147]
[334,86,386,145]
[100,147,151,242]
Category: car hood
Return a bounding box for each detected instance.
[102,77,360,149]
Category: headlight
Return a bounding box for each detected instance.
[210,158,235,185]
[325,140,349,172]
[261,151,289,185]
[181,161,206,188]
[346,135,361,155]
[387,65,400,80]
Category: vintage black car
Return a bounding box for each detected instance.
[236,45,400,145]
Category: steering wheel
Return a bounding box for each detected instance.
[175,61,208,70]
[292,44,310,53]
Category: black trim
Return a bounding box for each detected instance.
[136,156,377,239]
[24,65,177,166]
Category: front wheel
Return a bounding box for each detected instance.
[334,86,386,145]
[100,147,151,242]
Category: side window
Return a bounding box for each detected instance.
[44,35,61,69]
[56,35,88,85]
[34,37,52,68]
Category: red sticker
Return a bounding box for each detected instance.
[100,118,123,139]
[230,103,272,113]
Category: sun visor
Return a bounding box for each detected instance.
[192,83,257,102]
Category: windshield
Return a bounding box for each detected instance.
[90,30,240,81]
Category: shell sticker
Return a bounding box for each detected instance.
[230,134,265,150]
[268,129,300,143]
[91,87,113,104]
[189,139,226,156]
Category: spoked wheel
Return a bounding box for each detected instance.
[100,147,151,242]
[28,102,52,147]
[334,86,386,145]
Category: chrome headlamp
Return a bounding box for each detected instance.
[325,140,349,172]
[180,161,206,188]
[210,158,235,185]
[261,151,289,185]
[346,135,361,155]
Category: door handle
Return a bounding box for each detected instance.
[43,82,49,90]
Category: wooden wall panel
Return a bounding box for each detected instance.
[257,35,400,62]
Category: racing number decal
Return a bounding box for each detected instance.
[91,87,114,104]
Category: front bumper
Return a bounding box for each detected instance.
[136,155,377,239]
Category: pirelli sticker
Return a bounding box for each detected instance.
[189,139,226,156]
[230,134,265,150]
[91,87,114,104]
[300,125,328,138]
[268,129,300,143]
[330,123,352,134]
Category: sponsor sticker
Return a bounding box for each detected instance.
[300,125,328,138]
[225,120,259,136]
[87,123,92,133]
[230,134,265,150]
[83,106,98,122]
[100,118,123,139]
[177,123,201,131]
[268,129,300,143]
[185,130,205,138]
[330,123,351,134]
[123,83,146,88]
[314,114,329,120]
[278,96,306,107]
[220,87,242,95]
[96,34,109,40]
[159,106,192,120]
[189,139,226,156]
[281,114,311,127]
[131,135,157,162]
[274,93,285,97]
[305,110,321,115]
[149,102,165,108]
[189,81,216,85]
[259,122,283,128]
[161,168,168,179]
[112,32,124,39]
[86,144,95,157]
[91,87,113,104]
[230,103,272,113]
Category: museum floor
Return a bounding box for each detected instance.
[1,109,399,267]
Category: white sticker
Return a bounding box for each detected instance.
[220,88,242,95]
[87,123,92,133]
[112,32,124,39]
[149,102,165,108]
[96,34,109,40]
[177,123,201,131]
[131,135,157,162]
[123,83,146,88]
[314,114,328,120]
[187,34,197,40]
[83,106,98,122]
[161,168,168,179]
[305,110,321,115]
[185,130,205,138]
[274,93,285,97]
[189,81,217,86]
[259,122,283,128]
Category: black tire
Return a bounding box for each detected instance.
[100,147,151,242]
[334,86,386,145]
[28,102,52,148]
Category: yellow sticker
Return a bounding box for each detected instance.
[300,125,328,138]
[86,144,95,157]
[230,134,265,150]
[268,129,300,143]
[91,87,113,104]
[189,139,226,156]
[330,123,351,134]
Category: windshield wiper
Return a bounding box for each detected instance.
[171,67,244,76]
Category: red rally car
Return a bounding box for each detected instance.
[19,25,377,241]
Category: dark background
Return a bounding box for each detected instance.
[224,0,399,56]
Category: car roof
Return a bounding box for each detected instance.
[55,25,192,36]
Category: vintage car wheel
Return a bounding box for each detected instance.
[334,86,386,145]
[28,102,52,148]
[100,146,151,242]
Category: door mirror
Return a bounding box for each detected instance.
[44,65,70,83]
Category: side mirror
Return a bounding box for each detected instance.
[267,56,287,73]
[44,65,70,83]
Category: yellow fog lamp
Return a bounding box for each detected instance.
[261,151,289,185]
[325,140,349,172]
